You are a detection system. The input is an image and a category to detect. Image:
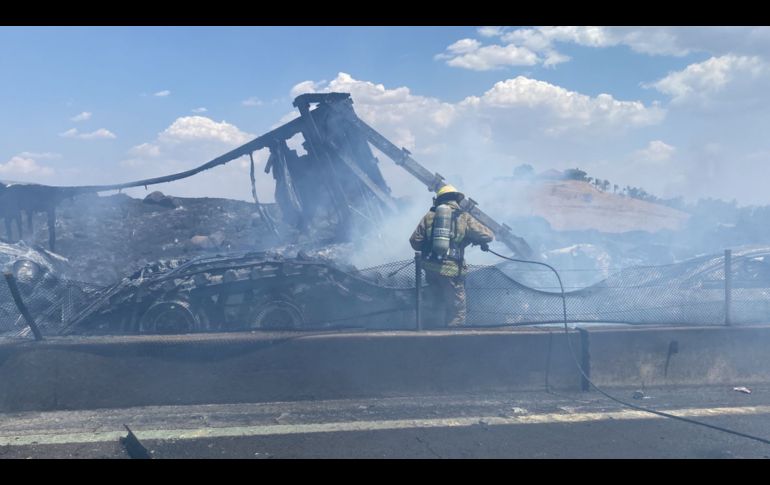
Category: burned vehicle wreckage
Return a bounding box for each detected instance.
[4,92,770,337]
[1,92,532,336]
[65,252,421,335]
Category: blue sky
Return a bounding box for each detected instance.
[2,26,770,205]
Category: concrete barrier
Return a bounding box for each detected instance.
[582,325,770,388]
[5,325,770,412]
[0,330,582,412]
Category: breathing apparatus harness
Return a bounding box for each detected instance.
[424,202,464,264]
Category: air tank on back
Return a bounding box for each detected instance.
[431,204,452,259]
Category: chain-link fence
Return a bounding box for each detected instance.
[0,274,102,338]
[352,253,756,326]
[3,248,770,339]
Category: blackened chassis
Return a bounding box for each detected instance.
[63,252,418,335]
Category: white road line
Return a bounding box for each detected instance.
[2,405,770,447]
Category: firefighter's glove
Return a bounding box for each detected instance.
[480,243,490,252]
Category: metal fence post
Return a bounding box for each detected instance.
[414,252,422,331]
[725,249,732,326]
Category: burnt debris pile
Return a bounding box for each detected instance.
[18,192,288,285]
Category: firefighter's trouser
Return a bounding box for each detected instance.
[425,270,466,327]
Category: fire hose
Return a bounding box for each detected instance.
[483,246,770,446]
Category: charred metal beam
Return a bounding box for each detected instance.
[293,92,351,110]
[249,152,278,237]
[328,100,443,191]
[295,97,355,236]
[325,96,533,258]
[334,149,398,214]
[267,141,305,231]
[321,101,397,216]
[50,114,308,194]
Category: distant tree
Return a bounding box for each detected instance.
[613,184,619,194]
[564,168,588,181]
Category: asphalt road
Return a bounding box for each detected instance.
[2,385,770,458]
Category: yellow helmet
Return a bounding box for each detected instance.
[436,184,459,196]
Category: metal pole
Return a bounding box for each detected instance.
[725,249,732,326]
[3,272,44,340]
[414,252,422,331]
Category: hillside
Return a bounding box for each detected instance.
[480,179,690,233]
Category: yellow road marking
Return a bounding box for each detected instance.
[2,405,769,447]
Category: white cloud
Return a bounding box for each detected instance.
[542,50,571,67]
[614,26,770,58]
[0,155,55,177]
[70,111,92,122]
[648,55,767,105]
[437,41,539,71]
[438,27,608,70]
[129,142,161,157]
[192,107,208,113]
[116,116,266,201]
[477,26,504,38]
[289,72,665,198]
[154,90,171,97]
[505,26,692,56]
[497,26,605,58]
[60,128,117,140]
[446,38,481,54]
[315,72,459,145]
[614,28,690,56]
[462,76,665,133]
[296,72,663,140]
[158,116,252,145]
[18,151,61,160]
[81,128,117,140]
[634,140,676,163]
[438,27,770,72]
[242,97,263,107]
[290,80,325,98]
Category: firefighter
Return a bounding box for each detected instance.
[409,184,494,327]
